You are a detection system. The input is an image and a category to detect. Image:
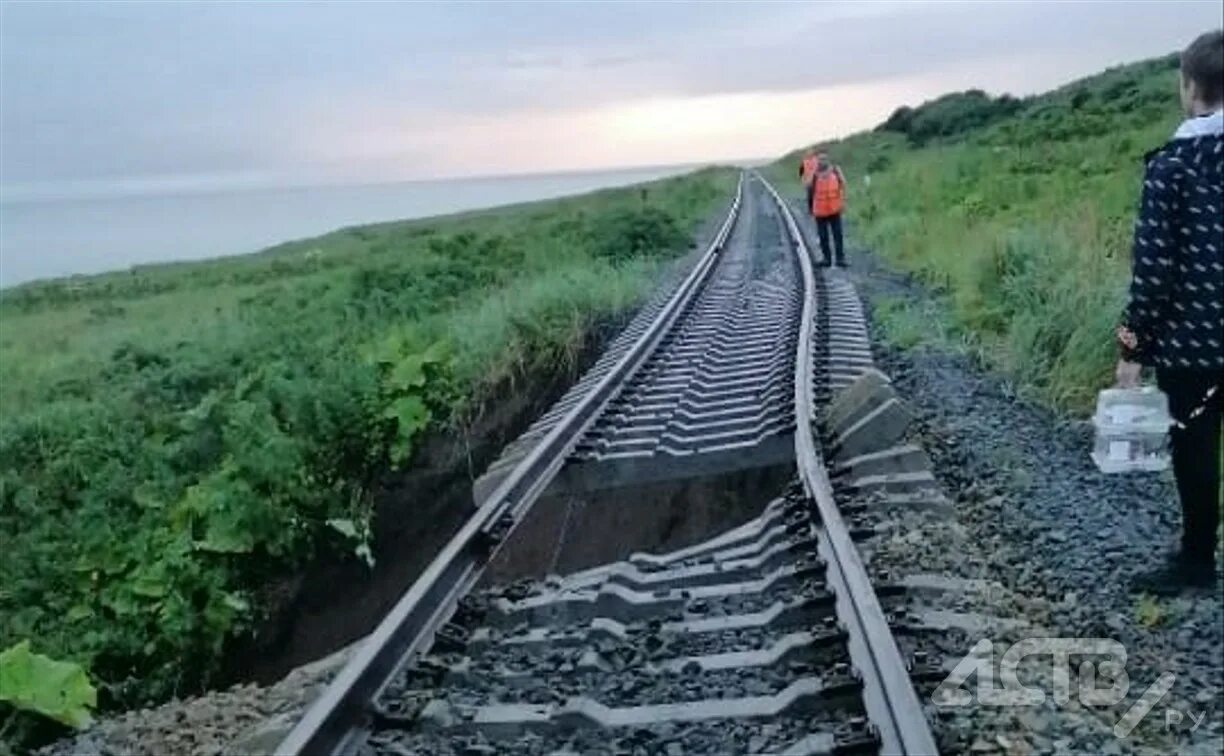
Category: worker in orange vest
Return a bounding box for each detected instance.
[810,153,847,267]
[798,150,819,216]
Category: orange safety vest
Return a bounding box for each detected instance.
[800,155,818,186]
[811,169,844,218]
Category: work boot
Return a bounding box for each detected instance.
[1130,552,1217,596]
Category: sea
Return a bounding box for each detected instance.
[0,164,700,288]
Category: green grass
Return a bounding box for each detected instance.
[870,295,965,353]
[0,166,737,738]
[766,53,1184,413]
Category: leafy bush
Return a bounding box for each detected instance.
[878,90,1023,146]
[589,206,689,263]
[367,337,458,467]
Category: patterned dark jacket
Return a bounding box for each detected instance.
[1122,116,1224,370]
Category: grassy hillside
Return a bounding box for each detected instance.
[766,54,1183,410]
[0,168,736,735]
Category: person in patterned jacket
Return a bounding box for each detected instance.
[1117,29,1223,594]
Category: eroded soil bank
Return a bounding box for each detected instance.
[222,313,636,687]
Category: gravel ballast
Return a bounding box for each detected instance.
[37,644,353,756]
[846,249,1223,755]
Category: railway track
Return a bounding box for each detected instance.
[275,173,939,756]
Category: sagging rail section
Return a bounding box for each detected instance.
[275,173,938,756]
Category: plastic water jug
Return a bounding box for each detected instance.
[1091,387,1173,474]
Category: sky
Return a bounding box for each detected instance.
[1,0,1220,199]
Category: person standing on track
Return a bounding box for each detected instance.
[1116,28,1223,594]
[799,150,819,217]
[810,153,847,267]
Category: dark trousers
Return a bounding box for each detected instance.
[1156,367,1222,566]
[816,213,844,266]
[804,184,815,216]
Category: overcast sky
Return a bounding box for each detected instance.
[1,1,1220,198]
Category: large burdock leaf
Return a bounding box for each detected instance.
[198,507,257,554]
[381,395,431,464]
[0,641,97,729]
[180,478,256,554]
[389,354,427,391]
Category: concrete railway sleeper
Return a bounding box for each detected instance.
[274,173,940,756]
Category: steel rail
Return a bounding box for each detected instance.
[274,173,745,756]
[760,173,939,756]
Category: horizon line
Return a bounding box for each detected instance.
[0,157,772,206]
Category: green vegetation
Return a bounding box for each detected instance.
[869,296,964,353]
[767,53,1183,411]
[877,89,1023,146]
[0,167,735,742]
[0,642,96,731]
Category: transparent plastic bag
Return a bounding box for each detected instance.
[1090,387,1173,473]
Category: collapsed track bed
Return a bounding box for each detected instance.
[274,174,940,756]
[359,493,873,756]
